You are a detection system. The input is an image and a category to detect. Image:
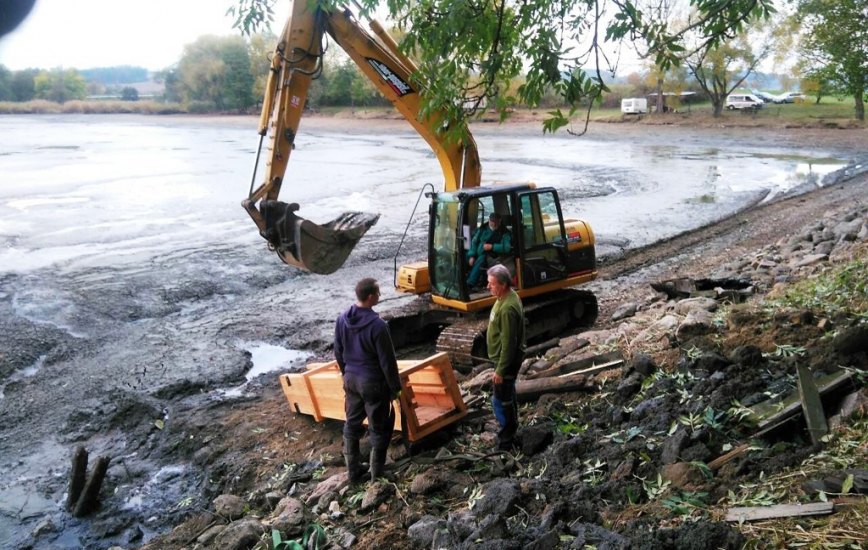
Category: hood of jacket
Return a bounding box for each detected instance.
[342,305,379,332]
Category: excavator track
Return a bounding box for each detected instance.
[433,288,598,372]
[435,319,490,371]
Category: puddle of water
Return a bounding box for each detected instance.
[217,342,313,398]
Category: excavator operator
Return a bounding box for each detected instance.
[467,212,512,288]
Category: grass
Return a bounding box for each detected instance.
[578,95,864,128]
[0,99,185,115]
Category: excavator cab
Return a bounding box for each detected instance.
[427,186,596,308]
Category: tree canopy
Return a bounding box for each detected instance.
[231,0,774,132]
[796,0,866,120]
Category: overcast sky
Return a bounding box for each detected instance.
[0,0,290,71]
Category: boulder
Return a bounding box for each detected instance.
[410,469,449,495]
[832,324,868,355]
[472,479,521,518]
[407,515,447,548]
[213,494,246,520]
[611,302,638,321]
[676,310,716,340]
[213,519,264,550]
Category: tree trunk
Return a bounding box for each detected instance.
[655,77,664,114]
[855,90,865,121]
[713,100,724,117]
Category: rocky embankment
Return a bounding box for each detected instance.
[132,194,867,549]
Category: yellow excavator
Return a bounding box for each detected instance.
[243,1,598,367]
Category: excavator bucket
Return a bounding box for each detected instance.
[261,200,379,275]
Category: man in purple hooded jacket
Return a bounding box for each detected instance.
[334,278,401,483]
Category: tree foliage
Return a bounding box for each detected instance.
[79,66,149,85]
[33,68,87,103]
[232,0,773,133]
[796,0,867,120]
[177,35,256,111]
[685,26,772,117]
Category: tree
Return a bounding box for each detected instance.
[230,0,774,134]
[797,0,867,120]
[121,86,139,101]
[33,68,87,103]
[0,65,12,100]
[11,68,39,101]
[685,26,772,117]
[176,35,255,111]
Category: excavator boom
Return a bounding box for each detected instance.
[243,1,481,274]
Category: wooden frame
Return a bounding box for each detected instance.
[278,352,468,442]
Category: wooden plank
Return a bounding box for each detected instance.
[749,370,853,429]
[558,359,624,378]
[725,502,834,522]
[797,365,829,445]
[526,350,622,380]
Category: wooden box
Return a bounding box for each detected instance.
[278,352,467,442]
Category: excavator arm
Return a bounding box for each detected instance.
[242,1,481,274]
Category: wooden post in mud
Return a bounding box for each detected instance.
[73,455,110,517]
[66,446,88,511]
[797,365,829,445]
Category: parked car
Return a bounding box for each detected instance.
[725,93,764,111]
[774,92,805,104]
[753,90,777,103]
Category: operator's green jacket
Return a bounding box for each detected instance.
[487,289,526,378]
[468,225,511,260]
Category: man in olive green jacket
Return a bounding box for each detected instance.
[485,264,526,451]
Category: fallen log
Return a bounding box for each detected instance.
[526,350,623,380]
[521,338,589,375]
[516,372,592,402]
[725,502,833,522]
[523,338,561,359]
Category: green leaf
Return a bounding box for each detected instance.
[154,419,164,430]
[840,474,854,495]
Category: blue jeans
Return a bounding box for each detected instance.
[492,379,518,446]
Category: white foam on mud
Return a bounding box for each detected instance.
[0,354,46,399]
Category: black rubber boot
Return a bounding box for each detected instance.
[369,445,389,481]
[343,437,366,484]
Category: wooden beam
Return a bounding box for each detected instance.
[516,372,591,402]
[749,370,853,430]
[725,502,834,522]
[526,351,623,380]
[797,365,829,445]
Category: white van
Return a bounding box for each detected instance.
[621,98,648,114]
[726,94,763,111]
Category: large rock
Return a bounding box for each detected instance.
[472,479,521,518]
[676,310,716,341]
[213,494,246,520]
[673,297,718,315]
[832,324,868,355]
[611,302,638,321]
[270,496,305,536]
[661,429,689,465]
[359,480,394,512]
[407,515,447,548]
[520,425,554,456]
[213,519,264,550]
[410,469,449,495]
